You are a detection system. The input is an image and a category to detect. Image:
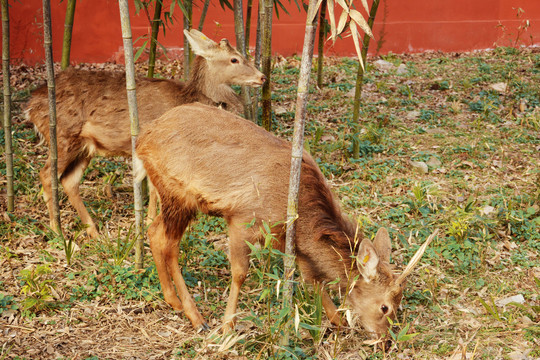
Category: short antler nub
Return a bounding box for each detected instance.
[394,229,439,286]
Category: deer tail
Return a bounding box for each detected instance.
[133,155,147,183]
[25,107,46,146]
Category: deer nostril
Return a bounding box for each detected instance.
[261,75,267,83]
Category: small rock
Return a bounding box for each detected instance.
[517,315,534,328]
[274,106,288,115]
[489,82,507,93]
[495,294,525,307]
[320,135,336,142]
[426,156,442,168]
[396,63,407,75]
[508,350,529,360]
[405,110,420,120]
[409,160,428,174]
[157,330,172,337]
[374,59,394,72]
[480,205,496,216]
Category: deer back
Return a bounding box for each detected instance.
[26,68,185,157]
[136,103,355,278]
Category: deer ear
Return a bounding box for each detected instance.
[219,39,234,51]
[184,29,217,58]
[373,228,391,264]
[357,239,380,282]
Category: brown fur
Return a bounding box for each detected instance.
[26,33,265,239]
[136,103,408,338]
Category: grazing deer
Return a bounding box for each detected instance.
[135,103,435,339]
[26,29,265,238]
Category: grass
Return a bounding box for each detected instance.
[0,47,539,359]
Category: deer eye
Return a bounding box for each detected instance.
[231,58,239,64]
[381,305,389,314]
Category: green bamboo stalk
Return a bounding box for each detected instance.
[197,0,210,31]
[352,0,380,159]
[61,0,76,69]
[42,0,61,234]
[233,0,253,120]
[254,0,262,68]
[260,0,273,131]
[147,0,162,78]
[251,0,263,123]
[316,0,326,88]
[245,0,253,54]
[2,0,14,212]
[182,0,192,79]
[282,0,318,346]
[119,0,144,269]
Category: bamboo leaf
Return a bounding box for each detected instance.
[326,0,336,42]
[334,0,349,12]
[349,21,364,70]
[360,0,369,13]
[274,0,291,17]
[308,0,325,24]
[336,9,348,36]
[349,9,373,38]
[134,39,148,62]
[294,304,300,333]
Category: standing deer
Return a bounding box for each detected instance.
[26,29,265,238]
[135,103,435,339]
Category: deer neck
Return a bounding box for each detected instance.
[184,57,242,111]
[294,161,359,286]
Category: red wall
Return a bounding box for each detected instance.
[3,0,540,65]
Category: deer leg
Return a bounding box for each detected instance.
[222,222,252,333]
[321,288,347,327]
[39,158,60,234]
[60,156,98,239]
[148,213,207,331]
[146,179,159,225]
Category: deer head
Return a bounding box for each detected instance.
[347,228,438,338]
[184,29,266,88]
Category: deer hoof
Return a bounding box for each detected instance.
[196,322,210,333]
[86,227,100,239]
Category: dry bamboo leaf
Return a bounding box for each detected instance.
[349,9,373,38]
[327,0,336,42]
[337,9,349,36]
[309,0,326,24]
[335,0,349,12]
[360,0,369,13]
[350,22,365,70]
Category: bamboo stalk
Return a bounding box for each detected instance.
[352,0,380,159]
[182,0,192,79]
[197,0,210,31]
[282,0,318,346]
[118,0,144,269]
[233,0,253,120]
[61,0,76,69]
[254,0,262,69]
[245,0,253,54]
[2,0,14,212]
[316,0,326,88]
[260,0,273,131]
[251,0,263,122]
[147,0,162,78]
[42,0,61,234]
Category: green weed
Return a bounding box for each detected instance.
[19,264,57,317]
